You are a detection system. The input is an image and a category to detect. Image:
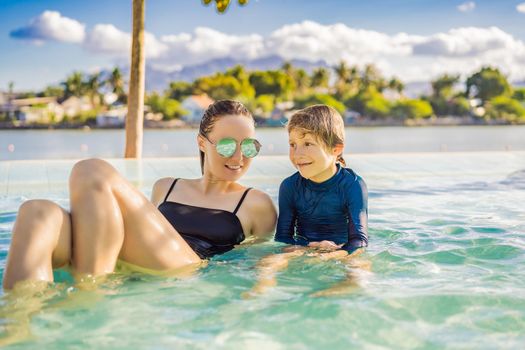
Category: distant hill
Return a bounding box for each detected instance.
[120,57,525,98]
[141,55,330,91]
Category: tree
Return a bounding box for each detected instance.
[392,99,433,120]
[193,74,245,100]
[146,93,187,120]
[387,78,404,94]
[485,96,525,123]
[168,81,192,101]
[431,74,459,99]
[361,64,386,92]
[333,61,351,97]
[85,72,103,107]
[108,67,126,103]
[512,88,525,101]
[62,72,85,98]
[294,93,346,115]
[249,70,295,100]
[311,67,330,91]
[466,67,511,103]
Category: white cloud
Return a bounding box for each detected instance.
[517,2,525,14]
[9,10,85,44]
[457,1,476,13]
[412,27,519,56]
[84,24,167,59]
[158,27,265,66]
[10,13,525,83]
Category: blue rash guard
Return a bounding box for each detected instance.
[275,164,368,253]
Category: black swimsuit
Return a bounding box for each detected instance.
[158,179,251,259]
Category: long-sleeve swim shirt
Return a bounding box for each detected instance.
[275,164,368,252]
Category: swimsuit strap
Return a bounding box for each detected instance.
[163,178,179,203]
[233,188,252,214]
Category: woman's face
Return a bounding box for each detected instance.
[199,114,257,182]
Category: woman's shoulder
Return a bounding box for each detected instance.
[151,177,177,205]
[243,187,274,209]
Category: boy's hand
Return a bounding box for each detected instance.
[308,240,343,251]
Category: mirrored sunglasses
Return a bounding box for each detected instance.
[204,136,261,158]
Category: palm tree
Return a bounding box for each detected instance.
[85,72,103,107]
[387,78,405,95]
[334,61,351,97]
[108,67,126,103]
[311,67,330,92]
[62,72,85,99]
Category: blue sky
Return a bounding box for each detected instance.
[2,0,525,90]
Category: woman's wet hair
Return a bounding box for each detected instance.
[198,100,254,174]
[287,104,346,166]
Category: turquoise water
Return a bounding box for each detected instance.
[1,154,525,349]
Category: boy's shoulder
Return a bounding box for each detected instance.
[340,167,367,189]
[279,171,302,190]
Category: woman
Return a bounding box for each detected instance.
[3,100,277,290]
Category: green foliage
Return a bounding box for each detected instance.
[249,70,295,100]
[294,94,346,114]
[451,97,470,116]
[466,67,511,102]
[392,99,433,120]
[201,0,248,14]
[192,67,254,100]
[485,96,525,122]
[347,87,390,118]
[512,87,525,101]
[254,94,275,114]
[311,67,330,90]
[363,95,391,119]
[168,81,193,101]
[146,93,187,120]
[41,85,64,98]
[431,74,460,99]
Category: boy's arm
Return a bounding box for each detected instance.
[341,176,368,253]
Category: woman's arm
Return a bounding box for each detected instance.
[274,180,299,245]
[247,189,277,240]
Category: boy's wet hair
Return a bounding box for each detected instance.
[199,100,254,174]
[287,104,346,166]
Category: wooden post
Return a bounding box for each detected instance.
[125,0,145,158]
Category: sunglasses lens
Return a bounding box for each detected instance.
[241,139,261,158]
[216,138,237,157]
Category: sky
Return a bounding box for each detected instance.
[1,0,525,91]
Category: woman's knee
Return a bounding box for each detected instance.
[15,200,67,245]
[18,199,63,223]
[69,158,117,194]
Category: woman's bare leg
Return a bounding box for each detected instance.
[69,158,200,277]
[3,200,71,290]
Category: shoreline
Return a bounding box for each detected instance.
[1,117,523,130]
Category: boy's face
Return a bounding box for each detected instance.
[288,129,342,183]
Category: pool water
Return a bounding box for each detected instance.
[1,153,525,349]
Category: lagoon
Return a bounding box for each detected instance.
[1,125,525,160]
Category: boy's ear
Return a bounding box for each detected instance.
[332,143,344,156]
